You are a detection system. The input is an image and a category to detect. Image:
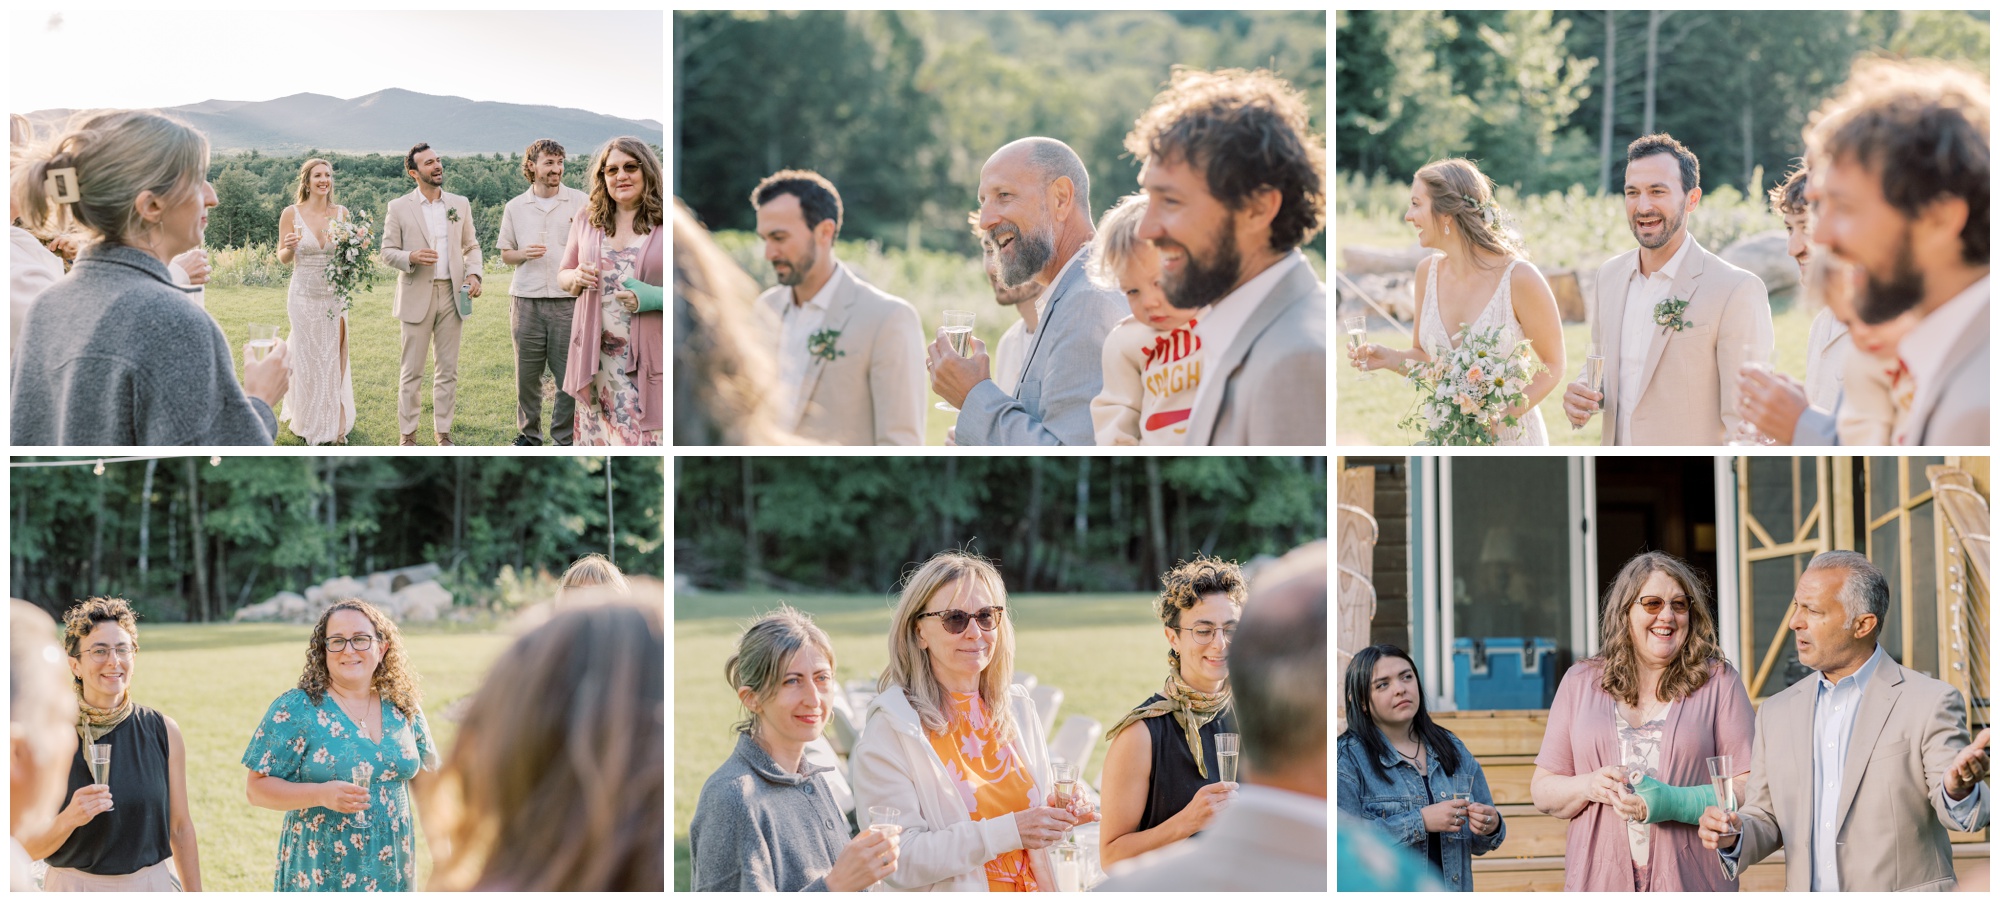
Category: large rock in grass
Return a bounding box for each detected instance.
[392,581,452,623]
[235,592,302,622]
[1722,230,1800,297]
[307,576,368,605]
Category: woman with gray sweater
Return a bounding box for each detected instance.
[691,606,899,891]
[10,109,288,445]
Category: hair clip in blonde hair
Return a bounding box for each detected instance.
[45,167,81,204]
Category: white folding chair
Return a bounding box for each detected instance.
[1030,684,1063,737]
[802,736,854,818]
[1013,672,1039,693]
[1047,715,1102,784]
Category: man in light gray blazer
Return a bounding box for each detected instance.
[1701,552,1988,890]
[1122,68,1327,445]
[935,138,1124,446]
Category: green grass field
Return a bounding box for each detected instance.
[673,591,1166,891]
[1337,302,1814,446]
[112,622,515,891]
[206,270,542,446]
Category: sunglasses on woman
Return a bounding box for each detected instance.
[917,606,1006,635]
[1638,595,1691,615]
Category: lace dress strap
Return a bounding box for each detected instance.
[1420,252,1446,354]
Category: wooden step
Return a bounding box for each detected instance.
[1433,709,1550,757]
[1470,844,1988,891]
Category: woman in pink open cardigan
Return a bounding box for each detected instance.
[1531,551,1755,891]
[559,137,664,445]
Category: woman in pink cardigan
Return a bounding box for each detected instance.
[1531,551,1755,891]
[559,137,664,445]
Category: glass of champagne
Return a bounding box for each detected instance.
[1344,315,1371,379]
[1451,791,1473,831]
[88,743,112,810]
[935,310,977,412]
[1574,342,1606,431]
[245,322,280,365]
[866,806,902,889]
[1050,761,1078,843]
[351,764,373,827]
[1215,733,1240,785]
[1708,755,1738,874]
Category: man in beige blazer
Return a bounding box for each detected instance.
[1565,135,1773,445]
[1701,552,1989,891]
[750,170,923,445]
[380,142,483,446]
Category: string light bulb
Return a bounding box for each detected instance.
[92,460,105,476]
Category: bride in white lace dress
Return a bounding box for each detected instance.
[275,159,356,445]
[1348,158,1566,445]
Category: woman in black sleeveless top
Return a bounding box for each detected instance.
[1099,557,1245,869]
[18,598,201,890]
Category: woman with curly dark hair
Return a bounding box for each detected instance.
[240,599,440,891]
[1098,556,1246,867]
[21,597,202,890]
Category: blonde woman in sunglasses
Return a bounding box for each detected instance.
[850,551,1097,891]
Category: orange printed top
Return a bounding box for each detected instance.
[926,691,1041,892]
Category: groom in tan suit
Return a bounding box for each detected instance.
[381,142,483,446]
[1564,134,1772,445]
[1700,551,1989,890]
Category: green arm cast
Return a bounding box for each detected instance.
[1634,774,1717,825]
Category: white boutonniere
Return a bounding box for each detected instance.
[1654,297,1691,332]
[446,207,460,224]
[808,328,845,363]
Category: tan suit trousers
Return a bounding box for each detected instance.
[399,280,463,435]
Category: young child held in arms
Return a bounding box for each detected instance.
[1088,194,1203,445]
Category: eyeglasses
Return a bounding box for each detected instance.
[1638,596,1691,615]
[325,636,376,652]
[77,645,138,663]
[1174,625,1238,646]
[917,606,1005,635]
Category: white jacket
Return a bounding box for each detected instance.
[850,684,1056,891]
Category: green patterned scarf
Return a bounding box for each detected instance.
[77,690,133,747]
[1106,654,1232,779]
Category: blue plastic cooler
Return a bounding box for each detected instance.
[1452,637,1559,709]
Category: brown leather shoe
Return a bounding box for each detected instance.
[437,432,454,447]
[400,432,417,446]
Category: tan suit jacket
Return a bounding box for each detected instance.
[756,262,924,445]
[1186,258,1327,445]
[1907,289,1989,446]
[1726,655,1988,890]
[1097,785,1326,891]
[379,189,483,324]
[1593,240,1772,445]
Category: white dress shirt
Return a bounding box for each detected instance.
[1616,235,1695,445]
[777,263,849,425]
[11,225,64,353]
[1891,274,1989,445]
[993,315,1030,395]
[1187,249,1307,417]
[419,190,452,281]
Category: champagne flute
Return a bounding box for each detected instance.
[1708,754,1738,875]
[1215,733,1240,785]
[1574,342,1606,431]
[351,764,373,827]
[866,806,902,889]
[1450,791,1473,831]
[1050,761,1078,843]
[1624,762,1646,823]
[88,743,112,811]
[245,322,281,365]
[1345,315,1371,379]
[935,310,977,412]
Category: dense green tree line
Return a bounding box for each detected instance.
[11,456,664,621]
[674,10,1326,255]
[1337,10,1990,198]
[675,456,1327,593]
[201,145,660,255]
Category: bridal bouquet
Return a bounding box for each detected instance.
[1397,325,1546,445]
[321,211,379,319]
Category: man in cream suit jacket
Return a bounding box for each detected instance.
[751,170,923,445]
[1701,552,1989,890]
[1565,134,1772,445]
[1123,68,1327,445]
[380,143,483,446]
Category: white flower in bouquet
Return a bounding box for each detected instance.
[1398,323,1549,446]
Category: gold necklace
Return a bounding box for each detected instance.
[330,687,376,738]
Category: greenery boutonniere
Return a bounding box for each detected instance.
[1653,297,1691,332]
[807,328,845,363]
[446,207,460,224]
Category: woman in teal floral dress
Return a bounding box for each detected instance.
[242,599,439,891]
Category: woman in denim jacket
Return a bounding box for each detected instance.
[1338,644,1505,891]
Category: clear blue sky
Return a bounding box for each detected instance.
[10,10,662,122]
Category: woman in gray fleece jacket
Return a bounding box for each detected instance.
[691,606,899,891]
[11,110,287,445]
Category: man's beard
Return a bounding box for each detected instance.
[993,219,1054,288]
[773,244,819,287]
[1159,216,1242,310]
[1629,204,1686,250]
[1857,226,1925,325]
